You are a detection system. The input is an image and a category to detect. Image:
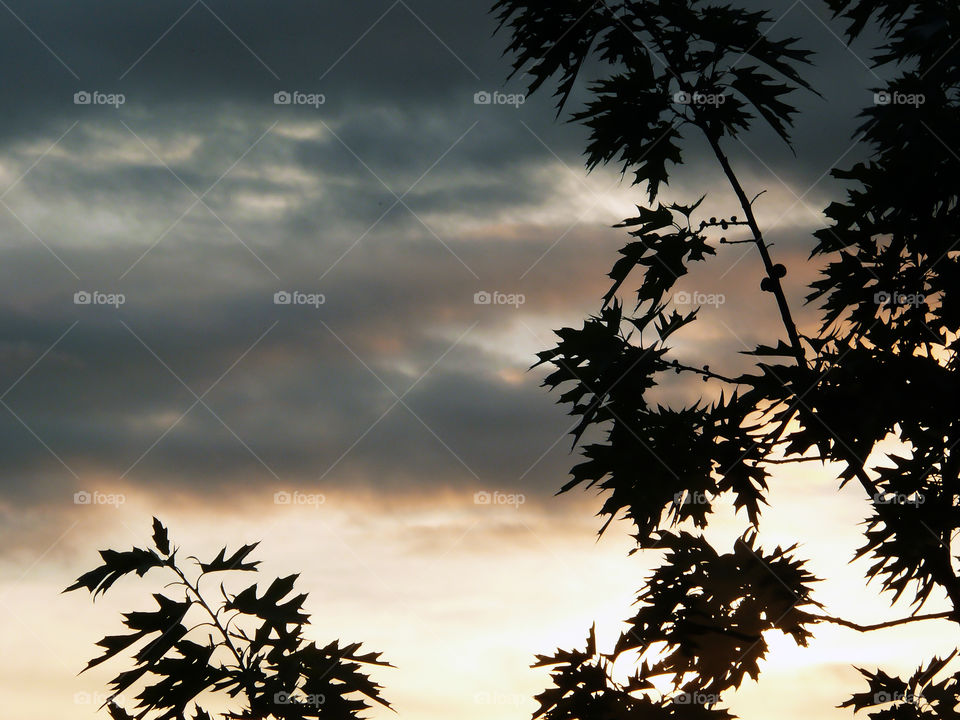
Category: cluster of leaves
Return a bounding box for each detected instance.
[66,518,391,720]
[840,652,960,719]
[802,2,960,713]
[495,0,960,717]
[535,199,776,547]
[534,532,820,719]
[613,532,820,694]
[806,0,960,613]
[492,0,832,713]
[494,0,814,200]
[532,624,736,720]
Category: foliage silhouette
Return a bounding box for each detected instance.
[495,0,960,717]
[66,518,391,720]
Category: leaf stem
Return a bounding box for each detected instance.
[169,562,262,708]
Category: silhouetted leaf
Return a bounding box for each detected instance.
[152,517,170,556]
[199,543,260,574]
[70,519,391,720]
[65,547,165,598]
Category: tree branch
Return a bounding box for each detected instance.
[169,562,261,709]
[171,564,245,670]
[701,132,806,366]
[693,129,899,579]
[666,360,743,385]
[809,611,955,632]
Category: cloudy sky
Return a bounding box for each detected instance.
[0,1,952,719]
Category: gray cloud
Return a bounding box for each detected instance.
[0,0,895,540]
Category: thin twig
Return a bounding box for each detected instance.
[810,611,955,632]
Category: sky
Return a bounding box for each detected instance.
[0,1,953,719]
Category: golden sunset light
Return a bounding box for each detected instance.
[1,2,957,720]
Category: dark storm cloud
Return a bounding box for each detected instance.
[0,214,626,508]
[0,224,820,513]
[0,0,889,180]
[0,0,899,531]
[0,0,554,159]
